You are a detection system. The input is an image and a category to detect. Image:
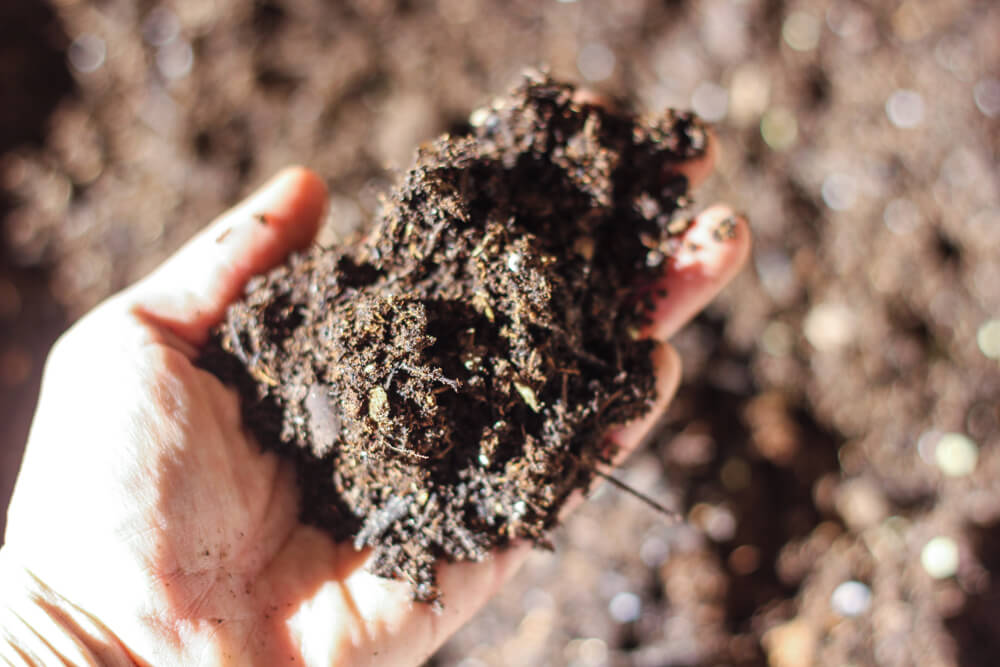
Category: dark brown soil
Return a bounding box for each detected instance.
[200,72,706,601]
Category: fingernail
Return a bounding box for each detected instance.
[571,88,617,111]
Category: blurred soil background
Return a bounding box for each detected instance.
[1,0,998,665]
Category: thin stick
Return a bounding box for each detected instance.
[588,466,682,523]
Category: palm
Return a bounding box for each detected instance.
[127,339,535,665]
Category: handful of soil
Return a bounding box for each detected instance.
[199,70,707,602]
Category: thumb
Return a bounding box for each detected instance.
[125,167,328,346]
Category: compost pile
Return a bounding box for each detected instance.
[199,72,706,600]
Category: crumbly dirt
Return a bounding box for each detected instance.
[199,72,706,601]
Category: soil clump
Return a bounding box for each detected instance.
[199,71,706,602]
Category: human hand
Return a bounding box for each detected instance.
[0,150,748,664]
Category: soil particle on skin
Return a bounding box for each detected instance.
[199,70,707,602]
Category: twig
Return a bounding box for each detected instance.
[576,456,682,523]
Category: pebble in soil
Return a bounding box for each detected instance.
[199,70,708,603]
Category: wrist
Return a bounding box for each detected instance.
[0,547,138,666]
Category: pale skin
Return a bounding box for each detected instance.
[0,138,749,665]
